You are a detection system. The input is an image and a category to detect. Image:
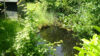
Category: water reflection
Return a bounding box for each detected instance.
[40,26,80,56]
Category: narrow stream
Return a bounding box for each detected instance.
[40,26,81,56]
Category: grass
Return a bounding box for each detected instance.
[0,19,22,54]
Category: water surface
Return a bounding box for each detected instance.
[40,26,80,56]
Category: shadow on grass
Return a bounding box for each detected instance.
[0,19,22,55]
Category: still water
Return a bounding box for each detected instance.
[40,26,80,56]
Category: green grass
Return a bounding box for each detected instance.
[0,19,22,54]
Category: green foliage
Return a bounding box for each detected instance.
[0,3,3,6]
[1,0,100,56]
[41,0,82,14]
[0,19,22,55]
[26,2,55,28]
[57,0,100,38]
[0,1,57,56]
[12,19,53,56]
[74,34,100,56]
[93,26,100,33]
[25,0,100,39]
[0,19,55,56]
[25,0,35,2]
[11,2,56,56]
[74,26,100,56]
[27,0,100,39]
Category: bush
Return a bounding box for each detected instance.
[25,0,100,39]
[11,2,56,56]
[57,0,100,38]
[74,34,100,56]
[74,26,100,56]
[12,19,53,56]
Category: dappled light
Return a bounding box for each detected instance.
[0,0,100,56]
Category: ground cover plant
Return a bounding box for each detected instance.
[74,26,100,56]
[0,0,100,56]
[0,19,22,55]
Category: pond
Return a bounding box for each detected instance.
[40,26,81,56]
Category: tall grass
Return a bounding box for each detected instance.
[26,2,57,28]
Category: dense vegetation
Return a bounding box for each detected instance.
[0,0,100,56]
[74,26,100,56]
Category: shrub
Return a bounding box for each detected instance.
[13,19,53,56]
[74,34,100,56]
[11,2,56,56]
[25,0,100,39]
[58,0,100,38]
[74,26,100,56]
[26,2,56,28]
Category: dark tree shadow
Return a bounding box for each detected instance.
[0,19,22,56]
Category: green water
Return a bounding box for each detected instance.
[40,26,80,56]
